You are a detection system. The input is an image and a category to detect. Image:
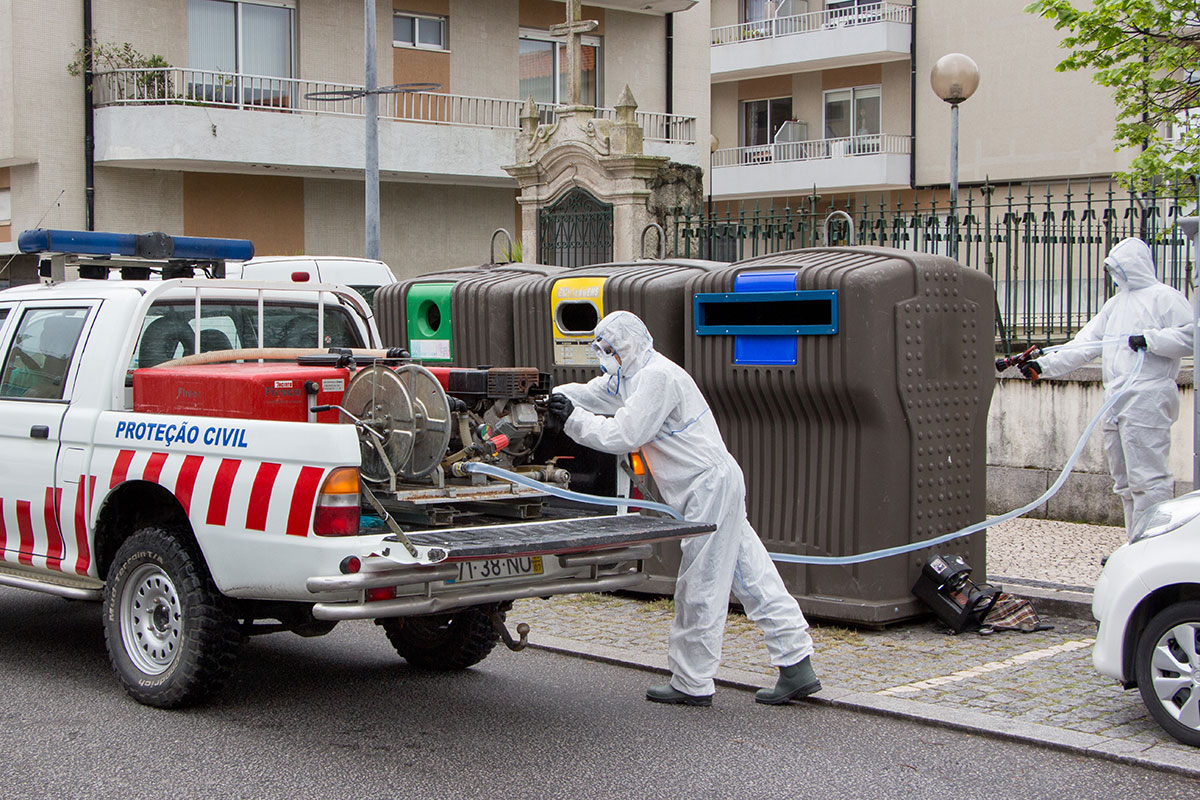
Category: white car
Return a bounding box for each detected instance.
[228,256,397,306]
[1093,492,1200,746]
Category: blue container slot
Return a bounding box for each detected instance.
[694,290,839,336]
[692,270,837,366]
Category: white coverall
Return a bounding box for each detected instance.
[556,311,814,696]
[1036,237,1192,533]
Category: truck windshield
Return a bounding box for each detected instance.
[131,300,366,369]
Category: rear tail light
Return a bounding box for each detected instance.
[314,467,361,536]
[291,271,311,282]
[630,452,646,500]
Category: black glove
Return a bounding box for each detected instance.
[547,393,574,424]
[1129,335,1147,351]
[1019,360,1042,381]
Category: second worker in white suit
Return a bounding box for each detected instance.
[1023,237,1193,534]
[546,310,819,706]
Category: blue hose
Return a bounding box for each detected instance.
[458,461,684,520]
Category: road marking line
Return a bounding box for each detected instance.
[875,638,1096,696]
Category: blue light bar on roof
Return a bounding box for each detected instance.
[17,229,254,262]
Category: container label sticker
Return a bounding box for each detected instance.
[554,342,601,367]
[321,378,345,392]
[274,380,294,389]
[411,339,451,360]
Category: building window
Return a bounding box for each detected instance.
[187,0,294,78]
[742,0,803,22]
[824,85,880,138]
[0,187,10,226]
[519,29,600,107]
[394,12,447,51]
[742,96,793,147]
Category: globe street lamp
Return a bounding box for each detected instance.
[930,53,980,261]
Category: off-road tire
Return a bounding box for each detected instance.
[1135,600,1200,747]
[103,527,242,708]
[379,603,502,670]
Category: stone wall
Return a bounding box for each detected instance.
[987,367,1196,526]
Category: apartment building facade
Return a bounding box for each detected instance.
[707,0,1130,207]
[0,0,709,279]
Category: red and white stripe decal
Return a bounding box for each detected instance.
[74,476,91,575]
[16,501,34,567]
[287,467,325,537]
[206,458,241,526]
[44,487,63,571]
[174,455,205,517]
[110,449,135,488]
[0,447,335,577]
[247,462,281,531]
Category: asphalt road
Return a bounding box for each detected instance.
[0,587,1193,800]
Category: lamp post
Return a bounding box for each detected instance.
[930,53,980,262]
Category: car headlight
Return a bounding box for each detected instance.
[1130,492,1200,543]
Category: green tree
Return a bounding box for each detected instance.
[1026,0,1200,194]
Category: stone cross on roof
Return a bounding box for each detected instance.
[549,0,598,108]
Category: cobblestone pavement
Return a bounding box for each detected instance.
[510,518,1200,775]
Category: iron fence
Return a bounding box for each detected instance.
[670,180,1197,350]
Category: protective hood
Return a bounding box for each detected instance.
[593,310,655,378]
[1104,237,1158,290]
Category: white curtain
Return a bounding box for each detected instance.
[187,0,236,72]
[242,3,292,78]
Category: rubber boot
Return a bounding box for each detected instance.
[646,682,713,707]
[755,657,821,705]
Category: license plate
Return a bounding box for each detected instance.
[446,555,544,584]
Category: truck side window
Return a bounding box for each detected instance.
[0,307,89,400]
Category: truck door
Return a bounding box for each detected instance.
[0,303,96,572]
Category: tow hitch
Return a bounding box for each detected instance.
[489,608,530,652]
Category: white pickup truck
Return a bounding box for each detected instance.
[2,230,708,707]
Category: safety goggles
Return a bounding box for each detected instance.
[590,340,616,357]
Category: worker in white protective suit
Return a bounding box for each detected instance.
[1021,237,1193,534]
[545,311,819,706]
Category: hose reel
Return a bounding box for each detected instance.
[340,364,453,483]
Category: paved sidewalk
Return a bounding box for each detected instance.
[510,518,1200,777]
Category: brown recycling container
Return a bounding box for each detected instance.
[685,247,994,625]
[374,263,564,367]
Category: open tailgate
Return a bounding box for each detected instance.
[309,514,712,621]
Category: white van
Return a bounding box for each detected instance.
[227,256,397,306]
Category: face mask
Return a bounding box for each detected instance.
[597,351,620,375]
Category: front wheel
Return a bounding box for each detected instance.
[378,603,503,670]
[1135,600,1200,747]
[103,527,242,708]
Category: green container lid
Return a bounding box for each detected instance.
[405,282,454,362]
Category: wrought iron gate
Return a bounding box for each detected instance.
[538,188,613,267]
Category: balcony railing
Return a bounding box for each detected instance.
[713,133,910,167]
[711,2,913,46]
[91,68,696,145]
